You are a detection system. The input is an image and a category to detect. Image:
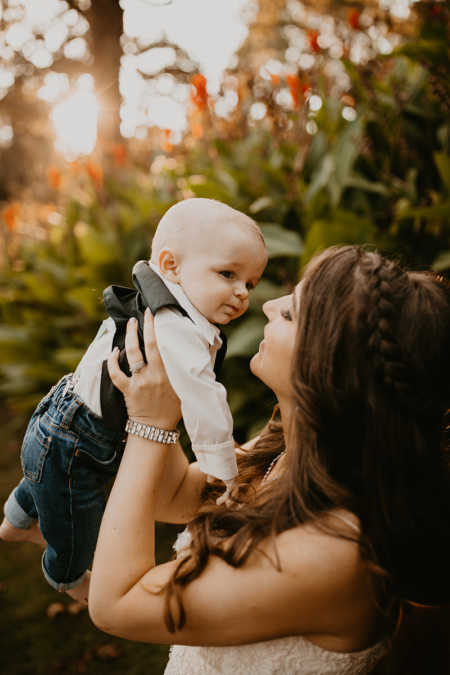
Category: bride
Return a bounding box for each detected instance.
[88,245,450,674]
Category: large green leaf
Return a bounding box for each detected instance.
[226,314,266,359]
[345,175,390,196]
[305,154,335,204]
[249,279,287,310]
[259,223,303,258]
[301,211,376,268]
[249,196,274,214]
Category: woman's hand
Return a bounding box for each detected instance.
[107,308,181,429]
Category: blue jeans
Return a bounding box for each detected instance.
[3,375,124,591]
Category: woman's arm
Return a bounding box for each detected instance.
[154,440,257,524]
[89,311,373,648]
[154,446,205,524]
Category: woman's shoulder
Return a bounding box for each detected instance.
[266,511,363,583]
[252,511,377,650]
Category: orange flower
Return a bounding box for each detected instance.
[161,129,173,153]
[112,143,127,167]
[2,203,20,231]
[85,160,103,187]
[47,166,62,190]
[341,94,356,107]
[286,75,311,108]
[190,73,208,111]
[347,9,360,30]
[191,122,204,139]
[270,73,281,87]
[286,74,301,108]
[307,29,320,53]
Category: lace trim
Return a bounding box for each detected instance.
[164,636,387,674]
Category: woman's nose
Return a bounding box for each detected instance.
[262,299,276,318]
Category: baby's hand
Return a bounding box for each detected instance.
[215,478,235,507]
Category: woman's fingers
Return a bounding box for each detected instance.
[144,308,165,369]
[107,346,129,391]
[124,317,144,371]
[143,308,162,366]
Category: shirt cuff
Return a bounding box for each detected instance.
[192,440,238,481]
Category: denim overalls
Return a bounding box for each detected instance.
[4,375,124,591]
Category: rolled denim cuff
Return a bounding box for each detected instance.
[41,553,87,592]
[3,490,36,529]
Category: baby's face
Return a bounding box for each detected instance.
[166,224,267,325]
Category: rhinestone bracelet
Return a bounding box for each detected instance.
[125,419,179,445]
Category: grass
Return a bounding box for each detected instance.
[0,416,182,674]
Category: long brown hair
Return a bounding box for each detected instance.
[162,245,450,633]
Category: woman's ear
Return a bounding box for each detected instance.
[159,249,180,283]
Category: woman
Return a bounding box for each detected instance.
[89,245,450,674]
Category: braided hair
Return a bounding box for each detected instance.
[360,253,448,419]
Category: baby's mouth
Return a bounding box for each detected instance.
[224,304,240,314]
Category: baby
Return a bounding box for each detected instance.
[0,198,267,605]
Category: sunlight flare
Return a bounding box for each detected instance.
[51,78,99,159]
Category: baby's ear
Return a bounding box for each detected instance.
[159,248,180,283]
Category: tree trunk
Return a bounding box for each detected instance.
[86,0,124,144]
[239,0,288,72]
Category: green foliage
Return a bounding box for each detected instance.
[0,10,449,442]
[0,177,159,416]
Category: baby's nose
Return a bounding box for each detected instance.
[234,282,249,298]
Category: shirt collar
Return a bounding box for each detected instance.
[148,262,220,346]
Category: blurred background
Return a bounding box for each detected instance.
[0,0,448,672]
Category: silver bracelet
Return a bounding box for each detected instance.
[125,419,179,445]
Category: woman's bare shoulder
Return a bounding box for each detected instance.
[260,515,363,581]
[256,515,375,645]
[255,513,370,618]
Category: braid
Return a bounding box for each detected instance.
[360,253,415,410]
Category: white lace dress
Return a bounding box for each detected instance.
[163,530,387,675]
[164,635,387,675]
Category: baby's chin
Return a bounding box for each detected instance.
[214,315,232,325]
[211,311,245,326]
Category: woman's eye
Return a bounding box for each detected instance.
[219,271,233,279]
[281,309,292,320]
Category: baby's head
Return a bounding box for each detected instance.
[150,198,267,325]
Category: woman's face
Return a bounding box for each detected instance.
[250,284,301,401]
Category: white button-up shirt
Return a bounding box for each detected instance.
[73,263,237,482]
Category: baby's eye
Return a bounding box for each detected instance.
[281,309,292,321]
[219,270,234,279]
[246,281,255,291]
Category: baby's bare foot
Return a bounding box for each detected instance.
[66,570,90,606]
[0,517,46,547]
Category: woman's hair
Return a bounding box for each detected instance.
[161,245,450,633]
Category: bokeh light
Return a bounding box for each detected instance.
[51,76,99,159]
